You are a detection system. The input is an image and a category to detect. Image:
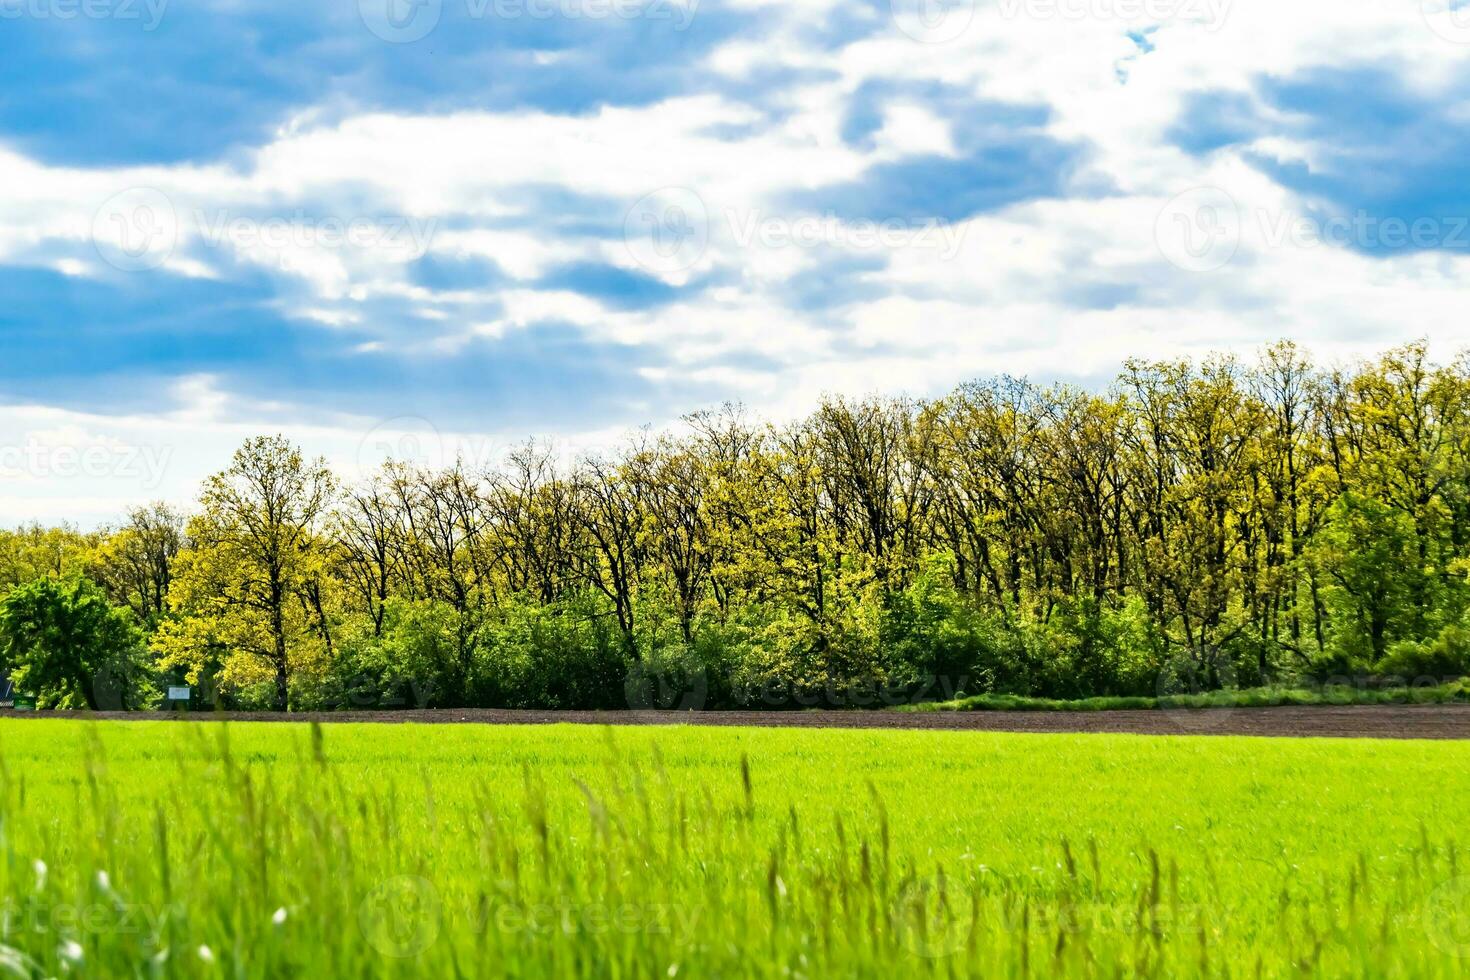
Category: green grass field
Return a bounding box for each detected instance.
[0,720,1467,977]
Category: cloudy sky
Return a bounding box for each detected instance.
[2,0,1468,524]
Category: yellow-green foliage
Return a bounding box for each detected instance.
[0,720,1468,976]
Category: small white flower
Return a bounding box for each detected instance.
[32,860,46,889]
[197,945,214,964]
[95,871,110,891]
[59,940,83,963]
[272,907,288,926]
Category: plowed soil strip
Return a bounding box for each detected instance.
[10,704,1470,739]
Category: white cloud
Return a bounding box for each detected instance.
[2,0,1469,522]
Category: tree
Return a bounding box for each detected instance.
[335,472,404,637]
[1309,493,1420,664]
[628,436,712,644]
[159,436,336,711]
[574,454,648,659]
[0,524,99,592]
[17,340,1470,712]
[90,502,185,626]
[0,576,151,709]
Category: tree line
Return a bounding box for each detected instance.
[4,340,1470,711]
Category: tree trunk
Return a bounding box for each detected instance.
[272,588,289,712]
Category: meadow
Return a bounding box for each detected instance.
[0,719,1466,977]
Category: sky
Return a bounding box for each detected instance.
[2,0,1469,525]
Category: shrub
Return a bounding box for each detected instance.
[0,576,155,709]
[1379,622,1470,684]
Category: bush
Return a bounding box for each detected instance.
[880,556,989,696]
[332,599,468,709]
[1379,622,1470,684]
[479,592,627,709]
[0,576,155,709]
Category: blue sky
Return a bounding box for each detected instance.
[2,0,1469,522]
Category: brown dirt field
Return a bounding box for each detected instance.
[8,704,1470,739]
